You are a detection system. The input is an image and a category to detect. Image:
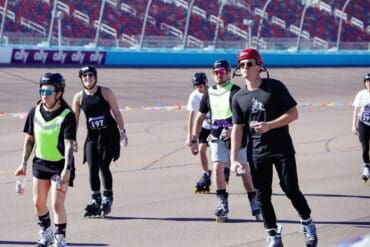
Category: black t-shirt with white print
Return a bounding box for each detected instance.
[232,78,297,159]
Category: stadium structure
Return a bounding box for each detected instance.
[0,0,368,50]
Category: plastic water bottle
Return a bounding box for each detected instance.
[15,175,25,195]
[120,138,126,148]
[52,175,66,192]
[236,166,246,175]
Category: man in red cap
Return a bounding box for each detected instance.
[230,48,318,247]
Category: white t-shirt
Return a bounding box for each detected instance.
[187,90,211,129]
[353,89,370,125]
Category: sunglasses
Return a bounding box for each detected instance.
[213,69,227,76]
[239,61,255,69]
[39,88,55,96]
[82,73,94,78]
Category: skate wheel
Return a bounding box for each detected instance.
[216,216,228,223]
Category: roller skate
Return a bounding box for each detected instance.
[36,227,53,247]
[224,167,230,184]
[54,234,67,247]
[84,193,101,218]
[101,190,113,218]
[266,224,283,247]
[194,171,211,193]
[249,195,263,221]
[300,218,318,247]
[214,192,229,223]
[362,165,369,184]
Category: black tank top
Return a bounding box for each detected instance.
[81,86,117,133]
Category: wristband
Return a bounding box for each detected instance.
[191,140,198,144]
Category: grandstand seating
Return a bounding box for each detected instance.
[0,0,368,48]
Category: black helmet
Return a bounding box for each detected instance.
[79,65,97,78]
[364,73,370,82]
[40,73,65,92]
[192,72,208,86]
[212,60,230,72]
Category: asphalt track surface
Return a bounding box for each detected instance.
[0,67,369,247]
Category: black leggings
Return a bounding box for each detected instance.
[252,155,311,229]
[85,140,113,192]
[358,121,370,163]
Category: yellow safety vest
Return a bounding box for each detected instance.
[34,104,70,161]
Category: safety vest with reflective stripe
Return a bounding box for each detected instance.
[34,104,71,161]
[208,82,233,121]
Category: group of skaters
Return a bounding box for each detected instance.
[186,48,322,247]
[12,45,369,247]
[14,66,128,247]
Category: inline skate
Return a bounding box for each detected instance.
[84,193,101,217]
[249,195,263,221]
[36,227,53,247]
[194,171,211,193]
[362,165,369,184]
[215,192,229,223]
[101,190,113,218]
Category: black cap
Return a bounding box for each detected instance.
[364,73,370,82]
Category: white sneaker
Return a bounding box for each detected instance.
[54,234,67,247]
[37,227,53,247]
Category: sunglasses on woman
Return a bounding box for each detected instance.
[39,88,55,96]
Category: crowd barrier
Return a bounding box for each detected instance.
[0,46,369,67]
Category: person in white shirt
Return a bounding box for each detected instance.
[186,72,212,193]
[352,73,370,183]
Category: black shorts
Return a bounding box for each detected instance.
[32,157,75,186]
[199,128,210,144]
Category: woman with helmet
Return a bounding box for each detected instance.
[230,48,318,247]
[352,73,370,183]
[72,65,127,218]
[190,60,261,223]
[186,72,212,193]
[14,73,76,247]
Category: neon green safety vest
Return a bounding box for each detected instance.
[34,104,71,161]
[208,82,233,121]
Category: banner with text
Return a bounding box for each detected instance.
[11,49,106,65]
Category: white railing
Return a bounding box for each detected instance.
[93,20,117,38]
[160,22,183,38]
[121,33,137,46]
[187,35,203,48]
[73,9,89,25]
[174,0,187,9]
[271,16,286,29]
[289,24,310,39]
[57,1,70,15]
[313,36,329,49]
[334,9,347,22]
[209,14,224,28]
[318,1,331,15]
[120,3,137,17]
[20,17,46,35]
[0,6,15,22]
[192,6,206,19]
[350,17,364,30]
[227,23,248,39]
[254,7,268,20]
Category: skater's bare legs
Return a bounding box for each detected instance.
[213,161,227,190]
[199,143,209,172]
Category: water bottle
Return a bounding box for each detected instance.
[120,138,126,148]
[236,166,246,175]
[52,175,66,192]
[15,175,25,195]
